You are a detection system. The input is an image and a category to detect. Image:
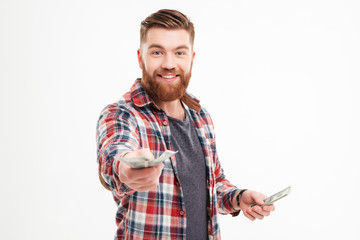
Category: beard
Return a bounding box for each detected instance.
[140,60,192,102]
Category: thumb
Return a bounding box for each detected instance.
[122,149,155,162]
[253,192,266,206]
[142,148,155,160]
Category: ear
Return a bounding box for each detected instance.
[137,49,143,70]
[192,51,196,61]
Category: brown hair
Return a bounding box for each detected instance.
[140,9,195,47]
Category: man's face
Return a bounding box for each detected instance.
[138,28,195,102]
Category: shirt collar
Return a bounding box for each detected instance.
[130,78,201,113]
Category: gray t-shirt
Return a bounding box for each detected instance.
[168,111,208,240]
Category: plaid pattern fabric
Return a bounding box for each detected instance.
[97,79,240,240]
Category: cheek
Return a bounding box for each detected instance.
[182,61,193,73]
[144,58,160,73]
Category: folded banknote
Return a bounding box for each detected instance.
[115,150,178,169]
[250,186,291,207]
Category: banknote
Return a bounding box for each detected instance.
[250,186,291,207]
[116,150,178,169]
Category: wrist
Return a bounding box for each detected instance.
[236,189,248,209]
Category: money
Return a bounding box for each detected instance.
[116,150,178,169]
[250,186,291,207]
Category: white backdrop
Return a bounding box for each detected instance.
[1,0,359,239]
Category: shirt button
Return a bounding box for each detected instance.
[163,121,168,126]
[179,210,185,216]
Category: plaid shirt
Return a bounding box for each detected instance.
[97,79,240,240]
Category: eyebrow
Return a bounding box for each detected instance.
[148,44,190,51]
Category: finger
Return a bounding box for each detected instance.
[125,166,162,181]
[129,176,157,185]
[252,206,272,217]
[135,184,157,192]
[136,148,155,160]
[125,164,164,187]
[247,207,264,220]
[128,178,159,191]
[130,173,161,185]
[259,209,271,217]
[263,204,275,212]
[126,172,162,187]
[124,148,155,161]
[243,209,256,221]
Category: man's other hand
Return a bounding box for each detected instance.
[239,190,275,221]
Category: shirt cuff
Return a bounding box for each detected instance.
[231,189,247,217]
[113,152,136,195]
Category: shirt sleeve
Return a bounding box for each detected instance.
[213,144,241,215]
[96,103,139,197]
[204,112,240,215]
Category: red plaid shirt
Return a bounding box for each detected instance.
[97,79,240,240]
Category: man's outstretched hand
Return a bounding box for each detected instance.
[237,190,275,221]
[118,149,164,192]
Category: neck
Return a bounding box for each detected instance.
[154,98,185,120]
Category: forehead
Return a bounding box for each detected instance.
[143,28,192,49]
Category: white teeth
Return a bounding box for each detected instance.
[162,75,176,79]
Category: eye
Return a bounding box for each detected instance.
[153,51,162,56]
[176,51,185,56]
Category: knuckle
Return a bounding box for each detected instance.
[119,174,127,183]
[119,170,128,182]
[151,179,159,186]
[147,178,159,186]
[136,186,146,192]
[124,170,134,179]
[150,184,158,190]
[139,149,154,159]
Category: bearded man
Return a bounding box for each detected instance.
[96,9,275,240]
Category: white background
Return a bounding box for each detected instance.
[1,0,359,239]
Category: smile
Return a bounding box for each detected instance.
[157,74,180,82]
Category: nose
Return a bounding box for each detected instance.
[161,54,176,70]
